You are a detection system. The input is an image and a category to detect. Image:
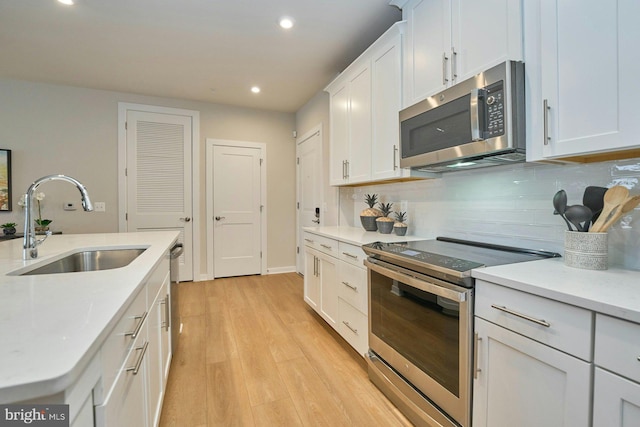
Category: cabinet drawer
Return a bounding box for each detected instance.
[338,261,367,314]
[595,314,640,383]
[338,241,367,267]
[100,286,148,400]
[303,233,339,257]
[475,280,592,361]
[338,298,368,356]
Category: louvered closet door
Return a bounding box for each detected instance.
[126,110,193,281]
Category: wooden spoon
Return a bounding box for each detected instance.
[590,186,629,232]
[598,195,640,232]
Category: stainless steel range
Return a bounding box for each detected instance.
[363,237,560,427]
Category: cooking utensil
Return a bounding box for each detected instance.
[582,186,607,227]
[565,205,593,232]
[590,186,629,232]
[553,189,573,231]
[598,194,640,232]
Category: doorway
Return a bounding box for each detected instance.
[296,124,323,274]
[206,139,267,279]
[118,103,200,282]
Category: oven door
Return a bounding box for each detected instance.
[365,258,473,427]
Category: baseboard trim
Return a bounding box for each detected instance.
[266,266,296,275]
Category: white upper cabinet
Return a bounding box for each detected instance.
[525,0,640,161]
[401,0,523,108]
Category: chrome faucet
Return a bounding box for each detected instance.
[23,174,94,260]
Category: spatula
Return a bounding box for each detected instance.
[590,186,629,232]
[582,186,607,227]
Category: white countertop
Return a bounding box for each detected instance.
[472,258,640,323]
[303,226,429,246]
[0,231,179,403]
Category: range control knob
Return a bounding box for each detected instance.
[487,95,496,105]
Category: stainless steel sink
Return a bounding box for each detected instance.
[19,248,146,275]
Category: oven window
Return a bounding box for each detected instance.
[370,269,460,397]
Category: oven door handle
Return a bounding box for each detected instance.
[365,258,468,302]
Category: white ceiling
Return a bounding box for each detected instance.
[0,0,402,113]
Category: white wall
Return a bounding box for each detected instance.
[0,79,297,276]
[342,159,640,270]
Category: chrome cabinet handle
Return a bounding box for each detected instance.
[345,160,349,179]
[161,294,170,331]
[320,244,332,250]
[342,321,358,334]
[125,311,148,339]
[342,252,358,259]
[342,281,357,291]
[393,145,398,170]
[126,341,149,375]
[304,238,314,243]
[342,160,347,179]
[451,47,458,82]
[543,99,551,145]
[179,217,191,222]
[474,333,482,379]
[491,304,551,328]
[442,52,449,85]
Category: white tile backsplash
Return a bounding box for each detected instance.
[342,158,640,270]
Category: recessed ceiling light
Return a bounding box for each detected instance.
[58,0,75,5]
[279,16,294,29]
[251,86,261,94]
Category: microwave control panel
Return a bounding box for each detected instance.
[484,81,505,138]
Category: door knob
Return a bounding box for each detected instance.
[180,217,191,222]
[215,216,225,221]
[312,218,320,224]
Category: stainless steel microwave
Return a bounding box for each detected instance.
[399,61,525,172]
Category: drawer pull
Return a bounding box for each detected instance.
[491,304,551,328]
[161,294,170,331]
[342,252,358,259]
[342,321,358,334]
[342,281,357,291]
[304,238,314,243]
[320,244,332,250]
[125,311,148,339]
[126,341,149,375]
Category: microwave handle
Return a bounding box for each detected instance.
[470,88,483,141]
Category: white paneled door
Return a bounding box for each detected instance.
[212,143,263,278]
[125,109,194,281]
[296,126,322,274]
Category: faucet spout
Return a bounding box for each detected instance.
[23,174,94,260]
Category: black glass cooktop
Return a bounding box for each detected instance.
[363,237,560,287]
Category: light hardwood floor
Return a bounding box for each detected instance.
[158,273,413,427]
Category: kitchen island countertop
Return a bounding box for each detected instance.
[0,231,179,403]
[472,258,640,323]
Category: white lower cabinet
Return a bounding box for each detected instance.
[593,314,640,427]
[473,317,591,427]
[303,232,368,355]
[473,280,592,427]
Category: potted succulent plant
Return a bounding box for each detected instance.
[393,211,408,236]
[360,194,382,231]
[376,202,394,234]
[1,222,17,235]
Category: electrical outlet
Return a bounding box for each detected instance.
[94,202,106,212]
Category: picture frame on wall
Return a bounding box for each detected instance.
[0,149,12,211]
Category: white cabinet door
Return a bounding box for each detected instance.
[329,83,350,185]
[403,0,451,106]
[473,318,591,427]
[303,247,320,311]
[346,64,372,184]
[526,0,640,160]
[371,30,403,181]
[451,0,522,83]
[318,252,338,328]
[593,368,640,427]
